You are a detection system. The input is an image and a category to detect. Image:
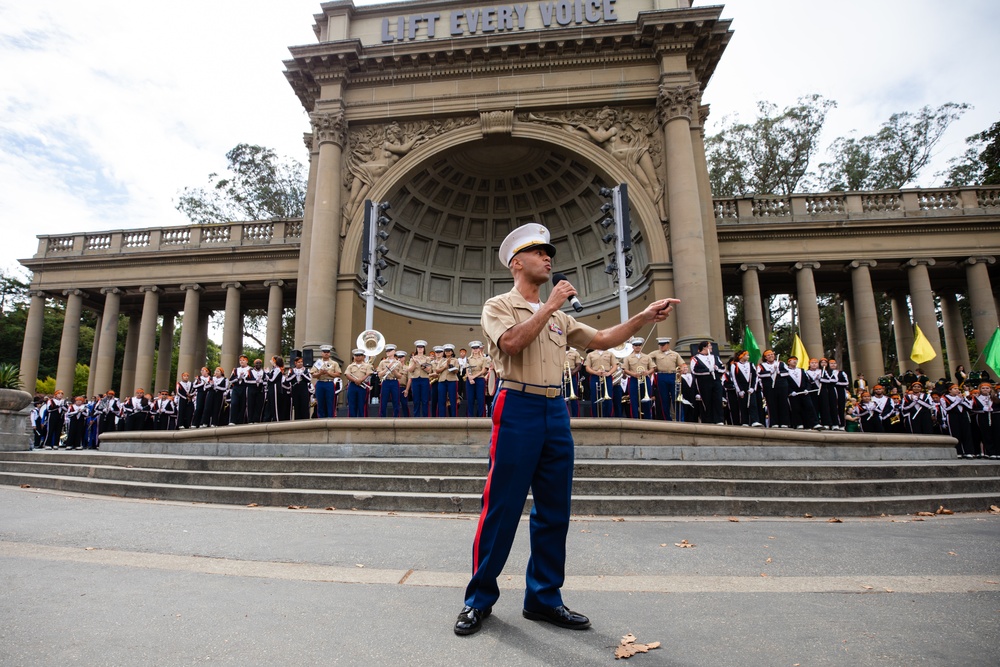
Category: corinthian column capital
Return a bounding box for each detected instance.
[656,83,701,124]
[310,109,347,148]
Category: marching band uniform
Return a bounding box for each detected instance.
[584,348,614,418]
[345,350,373,417]
[122,391,150,432]
[730,352,762,427]
[868,387,893,431]
[228,358,252,425]
[377,345,405,418]
[30,401,45,449]
[311,345,341,418]
[818,361,838,429]
[247,362,266,424]
[435,344,460,417]
[44,392,68,447]
[64,398,88,449]
[649,338,682,420]
[154,392,176,430]
[832,363,850,430]
[96,392,120,440]
[970,385,996,458]
[84,397,100,449]
[466,342,490,418]
[286,360,313,420]
[785,360,820,429]
[723,359,738,425]
[804,360,826,429]
[857,394,884,432]
[407,341,432,417]
[904,383,935,435]
[940,387,974,457]
[261,360,291,423]
[176,376,194,428]
[192,369,211,428]
[203,371,228,427]
[622,339,654,420]
[690,342,725,425]
[563,347,583,418]
[679,365,698,422]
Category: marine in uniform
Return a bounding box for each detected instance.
[429,345,444,417]
[622,338,654,419]
[583,348,614,418]
[407,340,433,417]
[395,350,412,417]
[435,344,461,417]
[455,223,678,636]
[345,349,373,417]
[311,345,341,418]
[648,337,682,420]
[465,341,490,418]
[377,344,405,417]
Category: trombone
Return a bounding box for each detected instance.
[596,365,612,403]
[563,360,579,401]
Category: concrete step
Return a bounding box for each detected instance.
[1,451,998,516]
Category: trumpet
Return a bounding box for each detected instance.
[564,360,579,401]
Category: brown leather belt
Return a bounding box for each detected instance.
[501,380,563,398]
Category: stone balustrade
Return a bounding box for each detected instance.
[714,185,1000,224]
[37,219,304,259]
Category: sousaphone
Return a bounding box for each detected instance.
[356,329,386,361]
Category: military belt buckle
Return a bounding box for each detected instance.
[545,387,560,399]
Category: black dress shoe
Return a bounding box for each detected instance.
[454,605,492,636]
[522,605,591,630]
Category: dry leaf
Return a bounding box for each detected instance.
[646,642,661,649]
[728,517,740,522]
[84,547,96,551]
[948,551,957,556]
[674,540,695,548]
[936,506,954,515]
[989,505,1000,514]
[884,588,894,593]
[828,517,843,523]
[246,503,258,507]
[325,507,335,511]
[19,484,30,488]
[760,573,768,577]
[613,518,625,522]
[660,543,667,547]
[913,517,925,521]
[766,557,772,564]
[621,634,637,644]
[915,512,935,517]
[287,505,307,510]
[615,634,661,660]
[862,585,874,590]
[355,563,365,568]
[768,536,776,540]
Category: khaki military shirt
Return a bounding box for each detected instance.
[311,359,342,383]
[584,350,615,376]
[649,349,683,373]
[565,348,583,372]
[623,352,654,377]
[377,357,405,382]
[345,361,374,385]
[434,357,461,382]
[466,355,490,380]
[408,353,433,379]
[482,288,598,386]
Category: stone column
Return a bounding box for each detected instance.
[761,292,772,344]
[133,286,161,393]
[965,256,999,361]
[221,282,244,372]
[119,315,140,396]
[176,284,202,381]
[265,279,285,363]
[842,297,860,381]
[794,261,824,359]
[739,264,766,350]
[19,290,47,392]
[849,261,884,383]
[657,83,712,346]
[55,289,85,395]
[888,291,913,374]
[906,258,945,379]
[155,311,176,392]
[87,314,102,397]
[295,132,319,350]
[304,109,347,353]
[692,104,727,344]
[93,287,121,395]
[195,308,210,373]
[939,292,971,378]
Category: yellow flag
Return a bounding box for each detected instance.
[791,333,810,364]
[910,324,937,364]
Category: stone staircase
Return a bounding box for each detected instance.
[1,451,999,516]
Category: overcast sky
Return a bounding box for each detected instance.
[2,0,997,279]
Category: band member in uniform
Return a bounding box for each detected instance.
[228,356,251,425]
[154,390,176,430]
[622,338,654,419]
[731,350,763,427]
[262,356,291,423]
[192,367,211,428]
[98,390,120,437]
[311,345,341,418]
[905,382,935,435]
[940,384,974,457]
[690,341,725,425]
[785,357,820,429]
[395,350,412,417]
[345,349,373,417]
[203,369,228,427]
[407,340,433,417]
[649,337,682,420]
[246,359,266,423]
[677,363,697,422]
[429,345,445,417]
[63,396,88,449]
[969,383,996,457]
[122,387,150,432]
[377,344,405,417]
[465,341,490,418]
[436,344,461,417]
[563,346,584,418]
[805,359,827,428]
[43,390,68,447]
[455,223,678,636]
[175,372,194,429]
[286,356,313,420]
[817,358,838,429]
[830,359,849,430]
[584,348,614,418]
[856,392,883,432]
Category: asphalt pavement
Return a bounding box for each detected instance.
[1,486,998,666]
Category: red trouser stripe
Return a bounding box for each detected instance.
[472,388,507,571]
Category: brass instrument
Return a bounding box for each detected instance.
[357,330,386,361]
[379,359,400,382]
[596,365,611,403]
[563,360,579,401]
[640,370,653,403]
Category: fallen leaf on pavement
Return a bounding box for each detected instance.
[862,585,873,590]
[674,540,695,548]
[828,518,843,523]
[613,518,625,522]
[355,563,364,568]
[766,557,772,564]
[936,506,954,515]
[915,512,935,517]
[660,544,667,547]
[760,573,768,577]
[287,505,307,510]
[948,551,957,556]
[84,547,96,551]
[615,633,662,660]
[19,484,30,488]
[989,505,1000,514]
[803,514,813,518]
[325,507,335,511]
[985,581,999,585]
[884,588,894,593]
[246,503,258,507]
[728,517,740,522]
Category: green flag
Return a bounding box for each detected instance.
[984,326,1000,378]
[743,325,762,365]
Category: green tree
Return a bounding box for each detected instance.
[174,144,307,225]
[819,103,970,191]
[706,94,836,196]
[941,120,1000,186]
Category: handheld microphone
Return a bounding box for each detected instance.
[552,273,583,312]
